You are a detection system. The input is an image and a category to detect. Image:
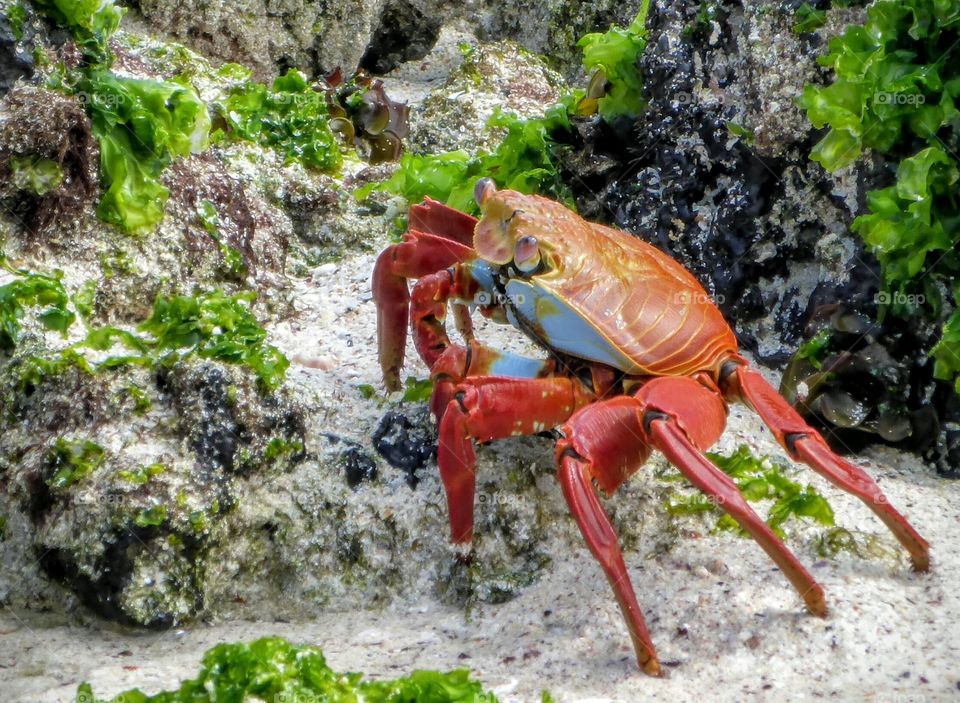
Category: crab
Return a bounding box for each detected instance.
[371,180,931,675]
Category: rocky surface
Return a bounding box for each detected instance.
[128,0,649,82]
[559,1,873,366]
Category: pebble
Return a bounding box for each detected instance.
[311,263,338,281]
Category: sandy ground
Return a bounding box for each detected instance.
[3,245,959,703]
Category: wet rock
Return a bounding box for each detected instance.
[0,349,308,627]
[404,39,568,154]
[372,408,436,487]
[0,9,34,95]
[166,364,241,474]
[163,155,289,282]
[562,1,866,363]
[340,445,378,488]
[0,85,98,235]
[474,0,648,80]
[164,362,308,477]
[781,305,960,476]
[360,0,441,74]
[134,0,389,81]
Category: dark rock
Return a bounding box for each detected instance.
[340,445,378,488]
[558,1,865,362]
[780,304,960,475]
[37,527,205,629]
[171,365,239,474]
[372,408,436,488]
[360,0,441,75]
[0,12,34,95]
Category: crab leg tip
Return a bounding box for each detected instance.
[911,550,931,573]
[803,585,828,617]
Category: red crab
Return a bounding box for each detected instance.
[371,180,930,674]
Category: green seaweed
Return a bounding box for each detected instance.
[45,437,105,491]
[2,259,288,391]
[195,200,248,279]
[30,0,124,65]
[36,0,210,234]
[360,97,577,215]
[7,2,26,42]
[117,463,166,486]
[799,0,960,395]
[577,0,650,122]
[932,301,960,394]
[214,66,341,172]
[401,376,433,404]
[10,154,64,196]
[76,636,502,702]
[794,328,833,370]
[793,3,826,34]
[665,445,835,540]
[134,503,167,527]
[263,437,304,461]
[72,280,97,320]
[79,70,210,234]
[139,290,288,390]
[0,255,75,350]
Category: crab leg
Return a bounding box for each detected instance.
[438,376,593,544]
[636,376,828,615]
[556,377,830,673]
[727,364,931,572]
[555,397,660,675]
[372,199,478,390]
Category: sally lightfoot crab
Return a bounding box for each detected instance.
[371,180,930,675]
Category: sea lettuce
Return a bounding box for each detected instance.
[76,637,501,703]
[578,0,650,121]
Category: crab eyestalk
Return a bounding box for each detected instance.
[475,177,496,206]
[514,235,541,273]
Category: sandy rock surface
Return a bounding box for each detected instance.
[3,238,958,702]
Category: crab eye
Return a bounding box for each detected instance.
[475,178,496,207]
[514,235,541,273]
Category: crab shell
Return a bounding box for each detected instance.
[473,187,739,378]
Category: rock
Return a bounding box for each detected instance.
[564,0,869,364]
[340,445,378,488]
[0,7,34,95]
[371,408,436,488]
[0,347,307,627]
[131,0,647,85]
[0,85,99,234]
[405,39,568,154]
[360,0,442,74]
[473,0,647,80]
[134,0,389,81]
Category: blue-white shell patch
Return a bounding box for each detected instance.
[504,279,640,372]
